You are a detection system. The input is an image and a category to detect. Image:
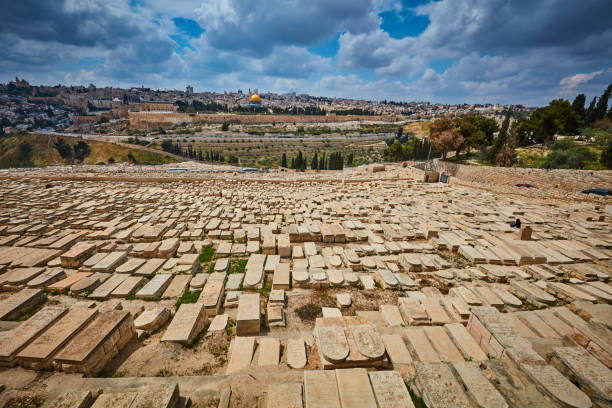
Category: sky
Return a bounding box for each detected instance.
[1,0,611,106]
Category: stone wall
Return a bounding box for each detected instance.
[128,111,400,128]
[439,161,612,194]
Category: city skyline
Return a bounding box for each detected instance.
[1,0,612,106]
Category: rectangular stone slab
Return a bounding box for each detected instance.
[445,323,487,361]
[88,274,128,300]
[162,274,191,298]
[414,362,473,408]
[335,368,378,408]
[369,370,415,408]
[161,303,207,345]
[226,336,255,374]
[91,251,127,272]
[134,258,165,277]
[47,272,92,293]
[405,328,440,363]
[266,382,303,408]
[0,306,67,366]
[111,276,146,298]
[257,337,280,367]
[304,370,341,408]
[0,288,46,320]
[423,326,464,362]
[236,293,260,336]
[135,274,173,299]
[450,361,509,408]
[17,307,98,368]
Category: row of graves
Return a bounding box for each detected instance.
[0,176,610,407]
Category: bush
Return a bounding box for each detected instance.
[601,139,612,169]
[542,146,597,169]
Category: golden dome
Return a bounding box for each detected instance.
[250,94,261,103]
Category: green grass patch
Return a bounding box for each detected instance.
[258,279,272,298]
[228,259,247,274]
[175,290,201,311]
[199,247,216,263]
[207,262,215,273]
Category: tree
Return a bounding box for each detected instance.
[73,140,91,163]
[281,153,287,168]
[127,152,136,163]
[571,93,586,122]
[594,83,612,122]
[54,139,73,162]
[221,122,229,131]
[161,139,173,152]
[585,97,598,124]
[527,99,580,143]
[18,142,32,163]
[429,118,463,160]
[600,139,612,169]
[489,109,512,162]
[347,153,354,166]
[311,153,318,170]
[384,140,405,161]
[108,157,115,164]
[496,121,518,167]
[319,153,326,170]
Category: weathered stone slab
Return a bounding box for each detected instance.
[550,346,612,405]
[135,274,172,300]
[92,251,127,273]
[520,363,592,408]
[445,323,487,361]
[398,298,429,325]
[46,390,96,408]
[115,258,146,274]
[26,268,66,289]
[226,336,255,374]
[258,337,280,367]
[162,274,191,298]
[304,370,341,408]
[161,303,207,345]
[17,307,97,369]
[267,382,303,408]
[88,274,128,300]
[335,368,378,408]
[414,362,473,408]
[369,370,414,408]
[420,297,453,325]
[198,276,225,317]
[225,273,243,291]
[381,334,412,366]
[130,383,180,408]
[380,305,404,327]
[236,293,260,336]
[134,306,170,331]
[134,258,165,277]
[423,326,464,362]
[451,361,508,408]
[1,267,45,288]
[350,324,385,360]
[317,325,350,363]
[287,338,307,369]
[0,306,66,367]
[55,310,136,376]
[272,263,290,290]
[110,276,146,298]
[60,243,96,268]
[510,280,556,305]
[91,392,137,407]
[207,313,228,332]
[405,329,439,363]
[0,288,46,320]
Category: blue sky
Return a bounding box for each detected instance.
[1,0,611,105]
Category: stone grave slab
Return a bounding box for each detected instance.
[258,337,280,367]
[287,338,307,369]
[369,370,414,408]
[162,274,191,298]
[161,303,208,345]
[236,293,260,336]
[226,336,255,374]
[110,276,146,298]
[88,274,128,300]
[266,382,303,408]
[304,370,341,408]
[0,288,46,320]
[451,361,509,408]
[134,307,170,331]
[135,274,172,300]
[335,368,378,408]
[414,362,473,408]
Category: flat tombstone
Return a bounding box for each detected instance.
[405,329,439,363]
[359,275,375,290]
[267,382,303,408]
[226,336,255,374]
[451,361,509,408]
[380,305,404,327]
[350,324,385,360]
[134,307,170,331]
[336,293,351,307]
[111,276,146,298]
[317,325,349,363]
[60,243,96,268]
[92,251,127,272]
[130,384,179,408]
[27,268,66,289]
[335,368,378,408]
[0,288,46,320]
[89,274,128,300]
[208,313,228,332]
[520,363,592,408]
[134,258,165,277]
[445,323,487,362]
[415,362,473,408]
[46,390,95,408]
[91,392,137,408]
[135,274,172,300]
[381,334,412,366]
[258,337,280,367]
[0,306,67,366]
[225,273,243,291]
[423,326,464,362]
[162,274,191,298]
[215,258,230,272]
[369,370,415,408]
[115,258,146,274]
[287,338,307,369]
[304,370,341,408]
[17,307,98,369]
[161,303,208,345]
[272,263,290,290]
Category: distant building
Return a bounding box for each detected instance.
[186,85,193,96]
[244,93,262,108]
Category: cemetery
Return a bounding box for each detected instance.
[0,161,610,407]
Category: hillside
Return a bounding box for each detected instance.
[0,133,180,168]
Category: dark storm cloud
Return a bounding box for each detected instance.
[0,0,142,48]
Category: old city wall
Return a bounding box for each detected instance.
[128,111,399,128]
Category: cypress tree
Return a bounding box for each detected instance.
[281,153,287,168]
[585,96,598,124]
[595,83,612,121]
[571,93,586,122]
[311,153,318,170]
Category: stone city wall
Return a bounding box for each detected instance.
[128,111,400,128]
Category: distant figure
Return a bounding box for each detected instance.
[511,218,521,229]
